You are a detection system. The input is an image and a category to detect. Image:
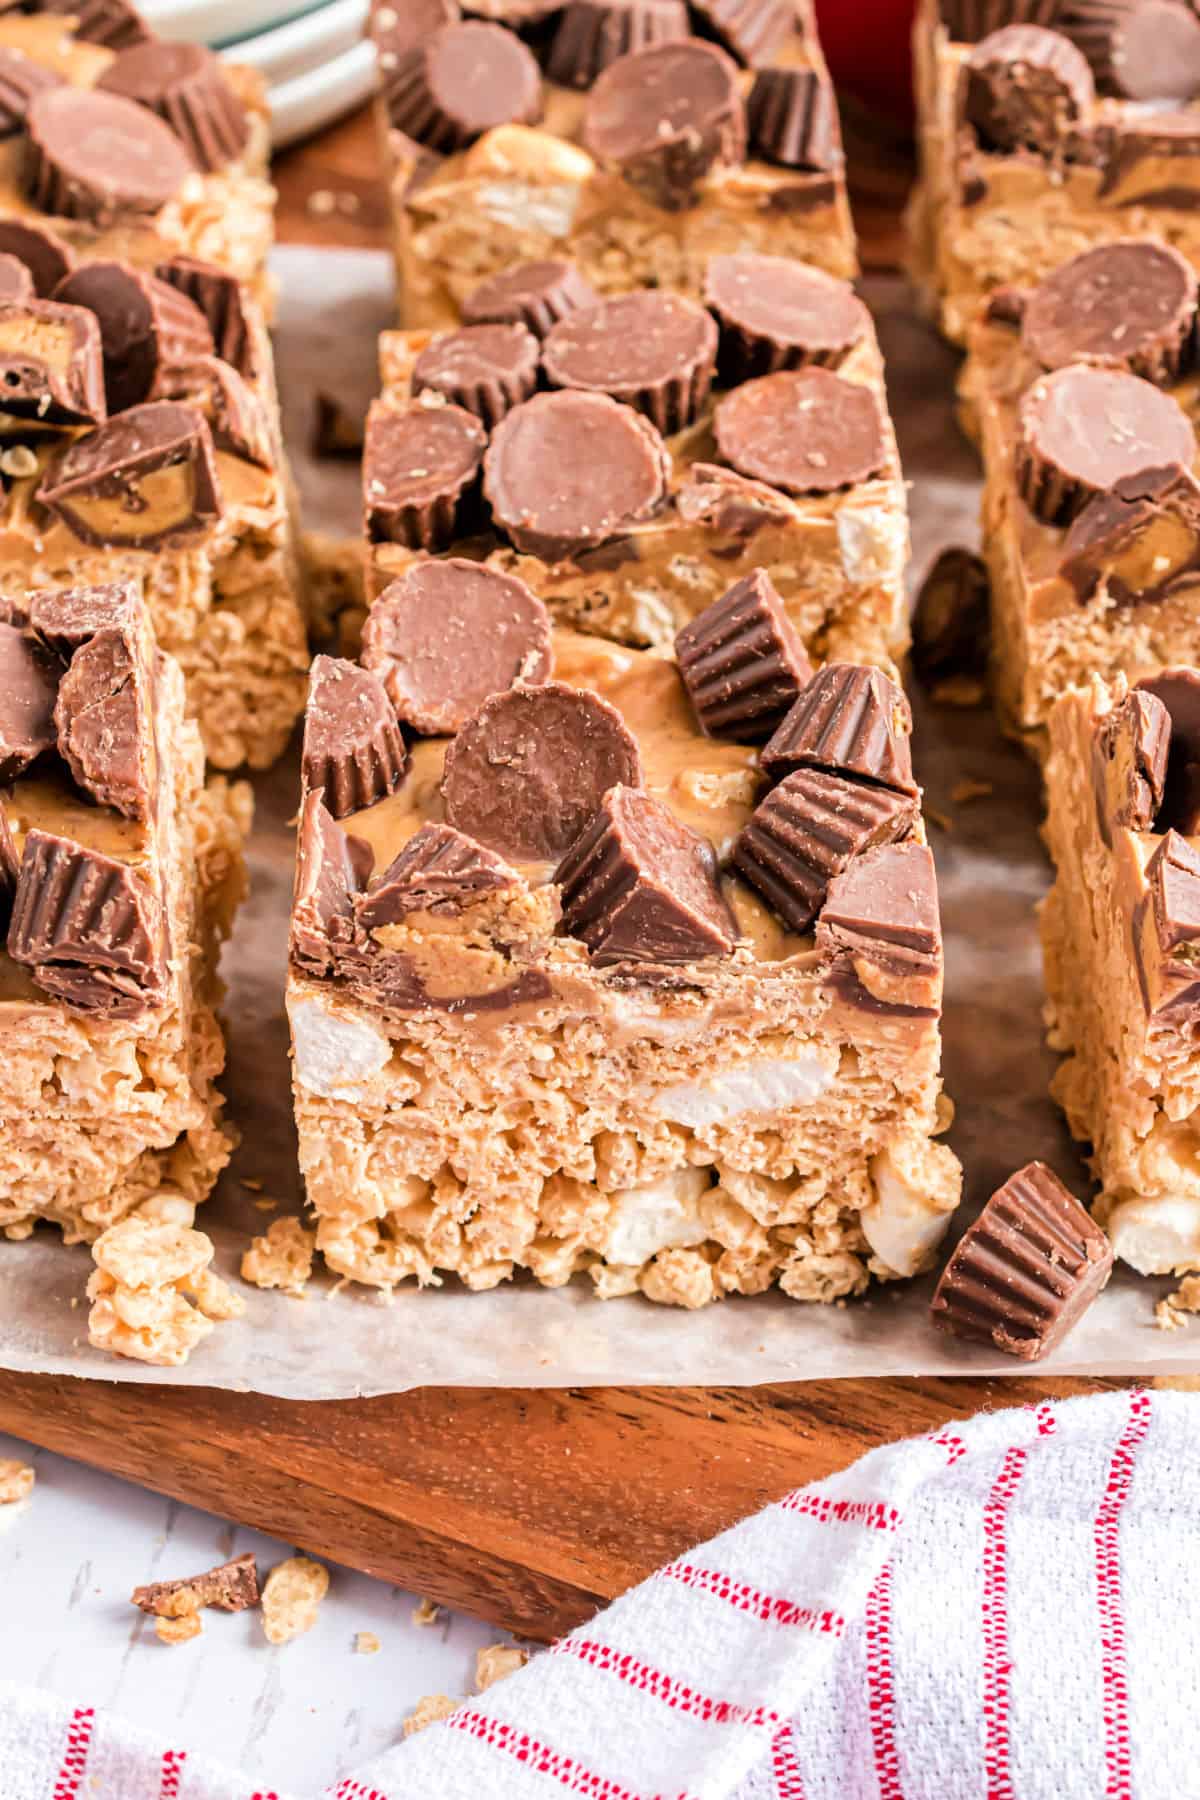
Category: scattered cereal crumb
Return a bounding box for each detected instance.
[403,1694,460,1737]
[241,1218,317,1298]
[925,804,953,833]
[132,1552,259,1618]
[412,1596,440,1628]
[931,674,986,708]
[155,1611,202,1646]
[241,1177,264,1192]
[1156,1299,1185,1332]
[254,1198,279,1213]
[87,1216,241,1367]
[307,188,336,216]
[0,1460,34,1504]
[1157,1275,1200,1331]
[475,1644,529,1692]
[261,1556,329,1645]
[950,779,993,805]
[355,1631,381,1655]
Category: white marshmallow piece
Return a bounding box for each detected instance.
[603,1166,711,1267]
[289,994,392,1100]
[653,1054,834,1129]
[862,1141,955,1277]
[1105,1194,1200,1276]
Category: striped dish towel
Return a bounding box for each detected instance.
[5,1387,1196,1799]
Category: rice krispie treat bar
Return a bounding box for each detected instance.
[0,252,309,769]
[362,254,909,672]
[287,560,961,1307]
[0,576,244,1266]
[371,0,856,329]
[959,236,1200,743]
[1042,667,1200,1277]
[909,0,1200,345]
[0,7,273,308]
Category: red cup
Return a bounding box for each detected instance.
[812,0,919,127]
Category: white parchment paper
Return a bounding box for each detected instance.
[0,248,1194,1394]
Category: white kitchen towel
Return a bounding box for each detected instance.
[3,1385,1197,1800]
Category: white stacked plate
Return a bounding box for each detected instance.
[140,0,377,148]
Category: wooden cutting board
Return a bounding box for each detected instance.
[0,1371,1120,1640]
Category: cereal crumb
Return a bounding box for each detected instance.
[1157,1275,1200,1331]
[931,674,986,708]
[412,1595,440,1628]
[355,1631,381,1655]
[155,1611,202,1646]
[241,1218,317,1298]
[403,1693,460,1737]
[1157,1299,1185,1331]
[475,1644,528,1691]
[0,1460,34,1504]
[87,1216,242,1367]
[950,778,993,805]
[241,1177,264,1192]
[261,1556,329,1645]
[307,188,336,216]
[254,1198,279,1212]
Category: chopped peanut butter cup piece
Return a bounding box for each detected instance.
[55,627,153,821]
[156,256,257,382]
[412,322,539,428]
[714,368,887,496]
[0,620,58,780]
[1147,827,1200,951]
[930,1161,1112,1359]
[675,569,813,741]
[704,254,869,381]
[689,0,792,67]
[443,681,643,860]
[1091,686,1169,842]
[584,39,746,210]
[1136,666,1200,833]
[25,87,196,224]
[291,790,371,978]
[547,0,689,87]
[762,664,918,796]
[963,24,1094,156]
[99,41,250,172]
[732,766,918,933]
[301,656,408,821]
[484,389,670,561]
[41,0,153,51]
[0,48,61,139]
[384,20,541,151]
[38,402,221,550]
[939,2,1062,39]
[55,261,215,416]
[1021,241,1198,382]
[556,782,736,966]
[28,578,141,659]
[363,401,486,550]
[542,291,718,434]
[816,841,942,992]
[0,799,16,928]
[175,357,272,468]
[1059,465,1200,606]
[8,830,165,1018]
[0,220,74,298]
[911,546,991,688]
[1065,0,1200,101]
[0,297,106,425]
[747,67,841,170]
[0,255,33,304]
[1015,366,1195,525]
[133,1552,260,1618]
[362,560,552,735]
[358,822,518,929]
[462,260,598,339]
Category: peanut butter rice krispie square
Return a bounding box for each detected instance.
[370,0,856,329]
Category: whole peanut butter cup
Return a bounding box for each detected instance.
[1015,365,1196,525]
[412,322,539,428]
[25,87,196,223]
[462,259,598,338]
[0,48,61,139]
[99,41,251,173]
[547,0,689,88]
[704,253,869,380]
[383,20,541,151]
[675,569,813,741]
[584,39,745,209]
[714,368,888,495]
[1022,240,1198,382]
[362,400,486,550]
[689,0,792,67]
[542,291,718,434]
[55,260,215,416]
[301,655,408,820]
[1065,0,1200,101]
[963,23,1094,155]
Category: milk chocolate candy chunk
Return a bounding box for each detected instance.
[0,48,61,139]
[132,1552,261,1618]
[962,24,1094,156]
[939,2,1061,39]
[38,403,221,550]
[462,259,598,339]
[689,0,792,67]
[704,255,869,382]
[361,559,552,734]
[0,297,105,425]
[362,401,486,550]
[54,261,214,416]
[0,620,58,780]
[930,1162,1112,1360]
[763,664,918,796]
[99,41,250,172]
[1016,366,1195,526]
[7,830,165,1018]
[584,40,746,210]
[1060,465,1200,605]
[55,628,153,821]
[156,256,257,382]
[732,766,918,933]
[484,389,670,561]
[547,0,688,88]
[412,322,539,428]
[384,21,541,151]
[1091,687,1169,843]
[675,569,813,741]
[747,67,841,171]
[542,292,718,434]
[358,822,518,929]
[1022,241,1198,382]
[1146,831,1200,983]
[176,357,272,468]
[556,783,737,966]
[1065,0,1200,101]
[291,790,370,977]
[911,546,990,687]
[301,656,408,821]
[1137,667,1200,833]
[0,220,73,299]
[28,578,141,660]
[41,0,154,51]
[816,841,941,989]
[714,369,888,496]
[25,88,196,224]
[0,255,33,304]
[443,681,642,860]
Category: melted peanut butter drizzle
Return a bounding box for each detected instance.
[348,629,804,964]
[4,771,149,864]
